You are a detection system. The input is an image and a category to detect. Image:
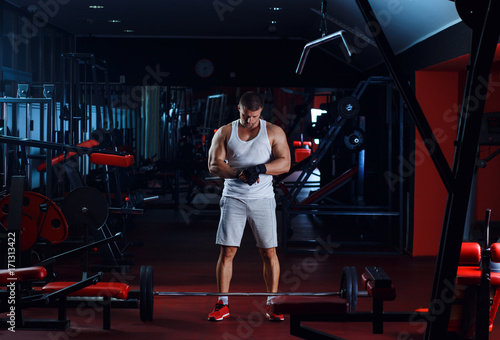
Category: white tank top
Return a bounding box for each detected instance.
[222,119,274,199]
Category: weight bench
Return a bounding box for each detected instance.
[269,266,398,340]
[41,281,131,330]
[453,241,500,333]
[413,241,500,337]
[0,266,103,330]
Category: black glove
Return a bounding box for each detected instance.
[243,164,266,185]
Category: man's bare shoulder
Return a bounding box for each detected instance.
[266,121,286,137]
[217,122,233,138]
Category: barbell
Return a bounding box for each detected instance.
[134,265,366,322]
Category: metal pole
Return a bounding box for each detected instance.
[354,0,453,193]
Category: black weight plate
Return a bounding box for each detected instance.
[62,186,109,228]
[146,265,154,321]
[343,129,365,152]
[337,96,360,119]
[340,266,353,312]
[455,0,488,30]
[139,265,148,322]
[349,266,358,312]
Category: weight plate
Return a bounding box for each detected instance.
[336,96,360,119]
[62,186,109,228]
[0,192,68,251]
[139,265,148,322]
[340,266,354,312]
[455,0,489,30]
[146,265,154,321]
[343,129,365,152]
[349,266,358,312]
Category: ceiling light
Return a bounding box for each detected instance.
[270,7,282,11]
[89,5,104,9]
[108,19,121,23]
[271,20,277,24]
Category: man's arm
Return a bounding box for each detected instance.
[264,124,291,176]
[208,125,239,179]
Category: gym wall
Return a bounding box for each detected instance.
[413,44,500,256]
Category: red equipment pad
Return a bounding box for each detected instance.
[37,139,99,172]
[295,148,311,163]
[456,267,500,286]
[0,266,47,284]
[269,296,349,315]
[293,141,312,147]
[90,153,134,168]
[459,242,481,264]
[492,243,500,262]
[42,282,130,300]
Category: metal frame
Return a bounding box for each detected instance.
[0,97,54,193]
[281,77,404,254]
[354,0,500,338]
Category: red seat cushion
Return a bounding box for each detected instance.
[269,296,349,315]
[456,266,481,285]
[295,148,311,163]
[0,266,47,284]
[42,282,130,300]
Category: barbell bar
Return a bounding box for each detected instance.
[137,265,364,322]
[152,291,369,297]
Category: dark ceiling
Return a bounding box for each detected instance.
[7,0,466,73]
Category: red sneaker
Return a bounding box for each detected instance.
[208,300,230,321]
[266,304,284,321]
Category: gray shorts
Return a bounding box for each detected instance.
[216,196,277,248]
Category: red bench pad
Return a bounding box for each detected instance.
[0,266,47,284]
[90,153,134,168]
[492,243,500,262]
[459,242,481,265]
[269,296,349,315]
[456,267,500,286]
[42,282,130,300]
[37,139,100,172]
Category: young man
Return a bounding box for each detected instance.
[207,91,291,321]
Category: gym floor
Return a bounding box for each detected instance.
[7,205,500,339]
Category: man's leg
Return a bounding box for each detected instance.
[217,245,238,293]
[209,246,238,321]
[259,247,284,321]
[259,247,280,292]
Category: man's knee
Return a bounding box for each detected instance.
[259,247,277,261]
[220,246,238,260]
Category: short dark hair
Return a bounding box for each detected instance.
[239,91,263,111]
